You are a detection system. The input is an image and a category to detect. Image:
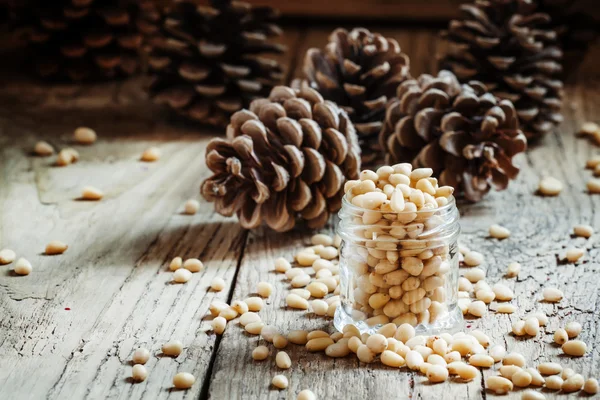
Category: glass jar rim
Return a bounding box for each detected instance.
[341,192,457,215]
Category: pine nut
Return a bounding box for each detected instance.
[256,281,273,298]
[183,258,203,272]
[503,352,526,367]
[318,246,338,260]
[73,127,96,144]
[219,307,238,321]
[538,177,562,196]
[537,362,562,375]
[588,178,600,193]
[288,330,309,345]
[325,340,350,358]
[132,364,148,382]
[307,282,328,298]
[512,369,532,387]
[211,277,225,291]
[169,257,182,271]
[132,348,150,365]
[467,301,486,317]
[562,373,584,392]
[464,268,485,283]
[274,257,291,272]
[395,323,415,343]
[542,287,563,302]
[496,304,516,314]
[296,251,319,266]
[426,364,449,383]
[521,389,545,400]
[286,293,309,310]
[489,224,510,239]
[238,312,260,327]
[499,365,522,379]
[573,224,594,238]
[57,148,79,166]
[290,288,311,299]
[297,389,316,400]
[272,374,289,389]
[456,364,478,381]
[275,351,291,369]
[252,345,269,360]
[565,248,585,262]
[562,368,576,380]
[492,283,514,301]
[14,258,32,275]
[489,345,506,362]
[545,375,563,390]
[291,274,311,288]
[162,341,183,357]
[582,122,600,135]
[141,147,160,162]
[366,334,387,353]
[273,334,288,349]
[554,328,568,344]
[245,321,264,335]
[562,340,587,356]
[0,249,16,265]
[34,141,54,156]
[565,321,582,338]
[260,326,278,342]
[184,199,200,215]
[468,354,494,368]
[512,320,527,337]
[244,297,264,311]
[486,376,513,394]
[530,312,548,326]
[464,251,484,267]
[526,368,545,386]
[584,378,599,394]
[524,317,540,336]
[406,350,424,370]
[306,337,334,352]
[211,316,227,334]
[476,290,495,304]
[173,268,192,283]
[81,186,104,200]
[231,300,249,315]
[357,344,375,363]
[506,262,520,278]
[173,372,195,389]
[209,301,228,317]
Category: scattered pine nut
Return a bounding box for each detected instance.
[286,293,309,310]
[74,127,97,144]
[489,224,510,239]
[232,300,249,315]
[273,334,288,349]
[141,147,160,162]
[554,328,568,345]
[584,378,599,395]
[297,389,316,400]
[238,312,260,327]
[562,340,587,357]
[162,341,183,357]
[537,362,562,376]
[521,389,545,400]
[565,248,585,262]
[56,148,79,166]
[172,372,195,389]
[274,257,291,272]
[14,258,32,275]
[245,297,264,311]
[486,376,513,394]
[256,281,273,298]
[581,122,600,135]
[132,348,150,365]
[252,345,269,360]
[45,240,68,255]
[173,268,192,283]
[275,351,292,369]
[81,186,104,201]
[542,287,563,302]
[545,375,564,390]
[34,141,54,156]
[131,364,148,382]
[463,251,484,267]
[538,177,562,196]
[562,373,584,392]
[426,364,449,383]
[573,224,593,238]
[211,277,225,292]
[272,374,289,389]
[495,304,516,314]
[587,178,600,194]
[565,321,582,338]
[169,257,182,271]
[183,258,203,272]
[183,199,200,215]
[506,262,520,278]
[311,233,333,246]
[512,369,532,387]
[0,249,16,265]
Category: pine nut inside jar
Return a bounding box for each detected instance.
[335,165,462,334]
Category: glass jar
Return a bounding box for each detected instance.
[334,194,462,334]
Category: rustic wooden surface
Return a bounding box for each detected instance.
[0,25,599,400]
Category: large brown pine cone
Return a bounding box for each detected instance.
[147,0,285,128]
[440,0,563,140]
[23,0,151,81]
[380,70,527,202]
[297,28,411,165]
[202,85,361,232]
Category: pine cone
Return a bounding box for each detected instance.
[201,85,361,232]
[22,0,150,81]
[296,28,411,165]
[147,0,286,128]
[380,70,527,202]
[440,0,564,140]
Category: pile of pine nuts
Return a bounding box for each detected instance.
[128,342,195,388]
[339,166,457,327]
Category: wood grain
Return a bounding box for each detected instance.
[0,25,599,400]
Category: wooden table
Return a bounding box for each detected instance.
[0,25,599,400]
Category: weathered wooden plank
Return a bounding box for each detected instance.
[0,28,301,400]
[206,32,600,400]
